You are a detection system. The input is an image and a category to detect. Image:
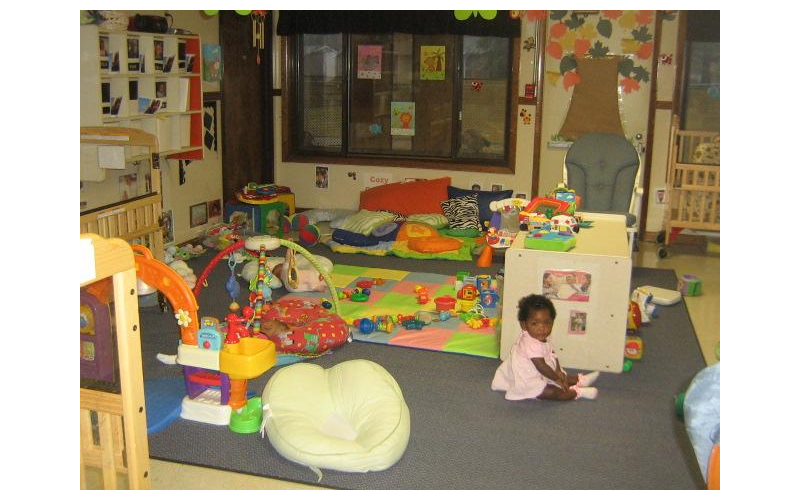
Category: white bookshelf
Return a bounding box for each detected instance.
[81,24,204,163]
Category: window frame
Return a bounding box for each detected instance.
[281,34,519,174]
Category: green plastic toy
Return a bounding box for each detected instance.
[229,396,263,434]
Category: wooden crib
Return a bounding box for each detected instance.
[80,234,150,489]
[658,115,720,258]
[80,127,164,261]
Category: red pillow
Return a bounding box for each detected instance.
[359,177,451,216]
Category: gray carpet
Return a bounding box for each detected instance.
[140,245,707,489]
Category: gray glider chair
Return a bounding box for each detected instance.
[563,132,643,254]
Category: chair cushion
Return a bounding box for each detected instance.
[565,133,639,214]
[262,360,411,473]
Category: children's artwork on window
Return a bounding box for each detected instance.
[542,269,591,302]
[420,45,446,80]
[391,102,415,136]
[568,310,587,335]
[357,45,382,79]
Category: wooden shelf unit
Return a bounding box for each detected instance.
[81,25,204,162]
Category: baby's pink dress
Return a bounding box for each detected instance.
[491,331,561,400]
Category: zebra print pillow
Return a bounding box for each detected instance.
[440,194,482,231]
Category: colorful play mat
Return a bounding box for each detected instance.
[283,264,501,358]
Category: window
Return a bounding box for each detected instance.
[681,10,719,131]
[682,41,719,131]
[285,32,517,169]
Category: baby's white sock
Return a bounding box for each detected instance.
[577,371,600,387]
[571,386,598,400]
[156,353,177,365]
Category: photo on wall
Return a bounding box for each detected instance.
[118,173,138,200]
[127,38,140,72]
[162,209,174,244]
[207,198,222,220]
[154,40,164,63]
[568,310,588,335]
[315,166,329,189]
[542,269,592,302]
[190,202,208,228]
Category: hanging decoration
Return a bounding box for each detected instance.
[454,10,497,21]
[251,11,267,65]
[545,10,653,94]
[201,10,267,65]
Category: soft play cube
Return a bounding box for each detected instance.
[224,201,287,236]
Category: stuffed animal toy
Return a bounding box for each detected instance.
[273,248,333,293]
[240,248,333,293]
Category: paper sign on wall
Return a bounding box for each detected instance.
[364,173,393,189]
[98,145,126,170]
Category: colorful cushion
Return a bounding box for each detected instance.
[447,186,514,229]
[440,194,482,231]
[395,221,439,241]
[359,177,451,216]
[262,360,411,473]
[261,298,349,355]
[301,208,357,225]
[332,226,399,247]
[337,210,396,236]
[440,227,483,238]
[406,213,449,229]
[378,210,407,223]
[407,236,463,253]
[372,221,399,237]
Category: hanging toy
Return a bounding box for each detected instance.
[225,253,241,312]
[251,11,267,65]
[250,244,274,335]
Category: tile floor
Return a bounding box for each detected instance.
[90,240,721,489]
